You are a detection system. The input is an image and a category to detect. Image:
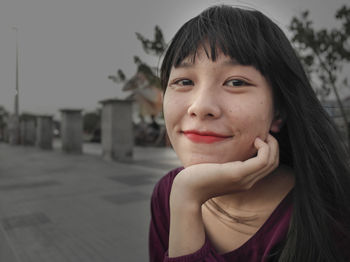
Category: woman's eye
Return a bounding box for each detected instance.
[225,79,248,87]
[174,79,194,86]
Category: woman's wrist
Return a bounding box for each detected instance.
[170,171,204,207]
[168,173,206,257]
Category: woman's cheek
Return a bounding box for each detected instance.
[163,96,175,121]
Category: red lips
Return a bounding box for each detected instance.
[182,130,232,144]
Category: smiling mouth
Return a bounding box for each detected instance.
[182,130,232,144]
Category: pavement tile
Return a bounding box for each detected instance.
[0,142,181,262]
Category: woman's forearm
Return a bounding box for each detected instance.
[168,180,206,257]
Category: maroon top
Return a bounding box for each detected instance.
[149,167,293,262]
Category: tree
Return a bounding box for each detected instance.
[108,25,166,89]
[289,5,350,145]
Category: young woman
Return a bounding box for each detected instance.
[149,5,350,262]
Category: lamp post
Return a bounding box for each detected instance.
[9,26,20,145]
[13,26,19,120]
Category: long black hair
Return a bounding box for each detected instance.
[160,5,350,261]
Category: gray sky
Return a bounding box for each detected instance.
[0,0,348,119]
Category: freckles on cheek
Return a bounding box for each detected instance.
[235,109,269,134]
[163,97,184,126]
[163,95,175,113]
[227,103,242,117]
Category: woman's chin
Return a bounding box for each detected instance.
[180,156,229,167]
[178,149,257,168]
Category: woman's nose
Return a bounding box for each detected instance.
[187,89,221,119]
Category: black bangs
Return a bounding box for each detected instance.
[160,5,280,90]
[174,6,260,66]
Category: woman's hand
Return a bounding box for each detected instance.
[168,134,279,257]
[171,134,279,205]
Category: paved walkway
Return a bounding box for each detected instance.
[0,142,181,262]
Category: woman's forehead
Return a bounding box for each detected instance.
[174,45,239,68]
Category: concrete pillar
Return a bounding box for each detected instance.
[100,99,133,161]
[8,115,20,145]
[60,109,83,154]
[1,117,9,142]
[3,126,9,142]
[20,114,36,146]
[36,115,53,150]
[0,115,4,142]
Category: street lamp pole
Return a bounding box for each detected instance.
[9,26,20,145]
[13,26,19,121]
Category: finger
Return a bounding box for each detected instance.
[254,137,276,169]
[234,139,271,178]
[242,135,278,182]
[254,137,271,168]
[260,134,278,165]
[254,137,266,150]
[266,134,280,169]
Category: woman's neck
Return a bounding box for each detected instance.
[208,164,294,225]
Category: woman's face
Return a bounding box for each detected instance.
[163,48,279,167]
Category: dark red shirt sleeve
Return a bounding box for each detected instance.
[149,168,179,262]
[149,177,169,260]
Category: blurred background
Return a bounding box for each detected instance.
[0,0,349,261]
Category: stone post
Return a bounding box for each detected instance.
[3,126,9,142]
[36,115,53,150]
[8,115,20,145]
[20,114,36,146]
[99,99,133,161]
[1,125,9,142]
[0,116,4,142]
[60,109,83,154]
